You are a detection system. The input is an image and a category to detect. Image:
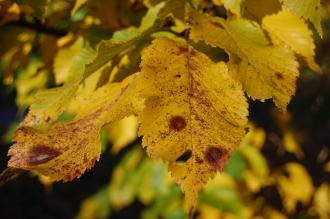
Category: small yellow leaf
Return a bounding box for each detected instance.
[187,7,299,111]
[53,39,84,85]
[8,74,141,181]
[139,37,248,210]
[277,163,314,213]
[311,183,330,219]
[262,9,321,72]
[242,123,266,150]
[283,130,304,159]
[71,0,88,14]
[222,0,244,16]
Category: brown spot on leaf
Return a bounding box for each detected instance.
[275,72,284,80]
[195,156,203,164]
[175,73,182,78]
[205,146,230,171]
[178,46,189,54]
[169,116,187,131]
[27,145,61,166]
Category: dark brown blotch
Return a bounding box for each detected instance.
[205,146,230,171]
[275,72,284,80]
[175,73,182,78]
[169,116,187,131]
[27,145,61,166]
[178,46,189,54]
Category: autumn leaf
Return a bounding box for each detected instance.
[262,9,320,72]
[215,0,243,16]
[71,0,88,14]
[243,0,281,21]
[85,2,166,77]
[8,73,142,181]
[187,6,299,111]
[22,47,97,126]
[277,163,314,213]
[139,37,248,210]
[280,0,323,37]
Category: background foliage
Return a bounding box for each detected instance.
[0,0,329,218]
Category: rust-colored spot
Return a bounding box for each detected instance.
[175,73,182,78]
[195,156,203,164]
[169,116,187,131]
[275,72,284,80]
[179,46,189,53]
[205,146,230,171]
[27,145,61,166]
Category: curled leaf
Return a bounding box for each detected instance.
[8,74,142,181]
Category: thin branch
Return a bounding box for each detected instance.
[4,19,68,37]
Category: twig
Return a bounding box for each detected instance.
[4,19,68,37]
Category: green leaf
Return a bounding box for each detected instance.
[200,187,242,214]
[224,151,247,180]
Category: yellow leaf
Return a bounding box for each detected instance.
[283,130,304,159]
[262,9,321,72]
[311,183,330,219]
[198,204,222,219]
[264,207,288,219]
[15,59,48,108]
[187,7,299,111]
[240,144,269,177]
[71,0,88,14]
[22,47,97,126]
[277,163,314,213]
[325,161,330,173]
[8,74,141,181]
[139,37,248,210]
[53,39,84,85]
[109,115,139,154]
[242,123,265,150]
[244,0,281,21]
[223,0,244,16]
[280,0,323,37]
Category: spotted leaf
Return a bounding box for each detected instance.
[139,37,248,210]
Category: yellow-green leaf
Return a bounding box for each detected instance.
[8,73,141,181]
[85,3,165,76]
[22,47,97,126]
[223,0,244,16]
[139,37,248,210]
[262,9,321,72]
[280,0,323,36]
[187,7,299,111]
[71,0,88,14]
